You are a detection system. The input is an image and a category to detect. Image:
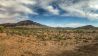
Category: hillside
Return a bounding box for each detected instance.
[0,20,48,28]
[76,25,97,29]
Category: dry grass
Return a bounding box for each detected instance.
[0,27,98,56]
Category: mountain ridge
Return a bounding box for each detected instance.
[0,20,48,28]
[0,20,97,29]
[76,25,97,29]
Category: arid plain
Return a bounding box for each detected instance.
[0,27,98,56]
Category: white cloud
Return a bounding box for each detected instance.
[0,0,98,23]
[87,13,98,20]
[46,6,59,15]
[89,0,98,10]
[19,0,36,5]
[0,0,37,23]
[64,23,85,28]
[37,0,60,15]
[59,0,98,20]
[0,0,60,23]
[50,23,85,27]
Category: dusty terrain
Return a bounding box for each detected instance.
[0,28,98,56]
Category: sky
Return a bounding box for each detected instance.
[0,0,98,27]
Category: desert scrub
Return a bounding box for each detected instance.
[94,35,98,41]
[0,26,4,33]
[0,43,5,56]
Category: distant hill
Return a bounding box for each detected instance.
[76,25,97,29]
[0,20,48,28]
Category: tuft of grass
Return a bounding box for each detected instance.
[0,43,5,56]
[0,26,4,33]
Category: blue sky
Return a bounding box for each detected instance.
[29,15,98,27]
[0,0,98,27]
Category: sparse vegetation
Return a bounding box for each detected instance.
[0,27,98,56]
[0,43,5,56]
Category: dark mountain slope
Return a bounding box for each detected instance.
[0,20,48,28]
[76,25,97,29]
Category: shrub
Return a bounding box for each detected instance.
[0,26,4,33]
[0,43,5,56]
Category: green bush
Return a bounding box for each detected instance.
[0,26,4,33]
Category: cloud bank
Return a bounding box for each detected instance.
[64,23,85,28]
[0,0,98,23]
[0,0,37,23]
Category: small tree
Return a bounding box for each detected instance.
[0,26,4,33]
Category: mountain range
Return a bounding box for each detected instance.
[0,20,48,28]
[0,20,97,29]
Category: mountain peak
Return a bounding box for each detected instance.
[0,20,47,28]
[16,20,35,25]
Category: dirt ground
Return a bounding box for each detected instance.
[0,29,98,56]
